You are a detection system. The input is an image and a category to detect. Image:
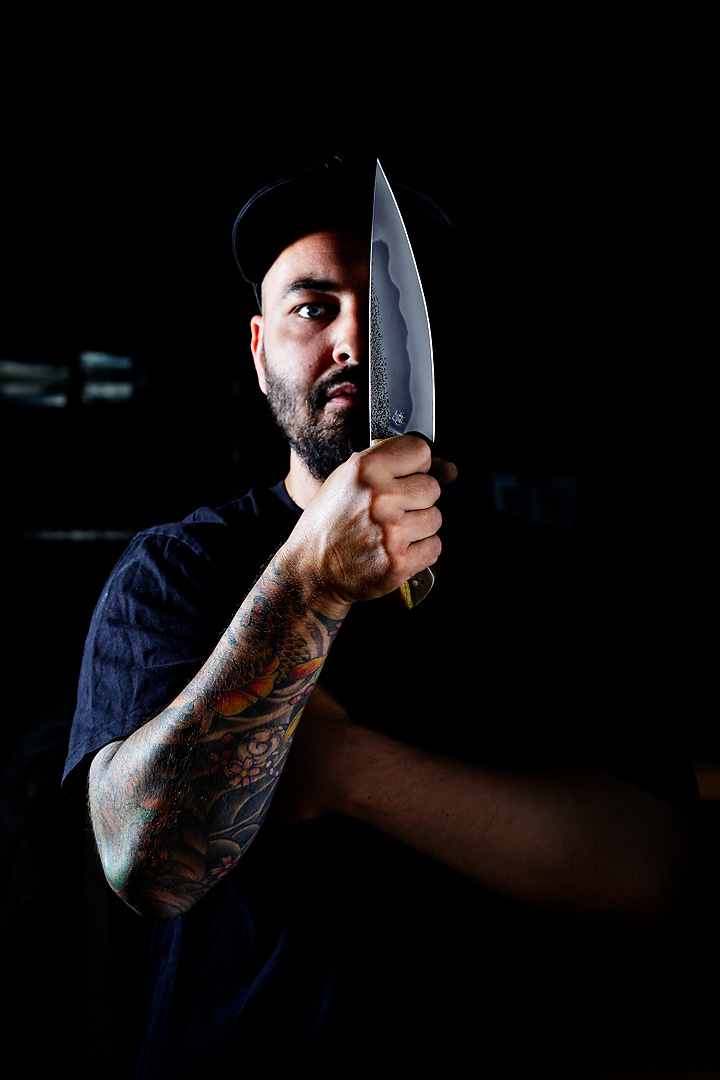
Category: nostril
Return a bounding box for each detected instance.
[333,347,358,365]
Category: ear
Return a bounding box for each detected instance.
[250,315,268,395]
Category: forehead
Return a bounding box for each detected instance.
[263,229,369,297]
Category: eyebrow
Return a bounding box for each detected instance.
[281,276,341,299]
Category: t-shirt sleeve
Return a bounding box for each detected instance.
[62,529,235,803]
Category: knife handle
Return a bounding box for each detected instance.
[370,437,435,609]
[397,567,435,609]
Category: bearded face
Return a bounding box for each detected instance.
[250,230,371,489]
[263,348,368,482]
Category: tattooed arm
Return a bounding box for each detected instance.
[88,552,347,919]
[88,436,448,919]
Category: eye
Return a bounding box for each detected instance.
[296,302,329,320]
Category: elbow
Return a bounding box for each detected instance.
[115,881,198,921]
[101,853,201,920]
[94,840,202,921]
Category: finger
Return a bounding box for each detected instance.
[405,530,443,573]
[366,434,433,477]
[393,471,442,510]
[400,505,443,544]
[429,456,459,487]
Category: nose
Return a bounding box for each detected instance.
[332,304,366,367]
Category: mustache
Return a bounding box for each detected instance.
[308,370,366,409]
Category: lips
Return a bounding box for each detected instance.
[314,374,365,409]
[325,382,361,404]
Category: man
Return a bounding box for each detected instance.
[64,153,697,1077]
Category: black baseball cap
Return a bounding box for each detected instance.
[232,151,453,302]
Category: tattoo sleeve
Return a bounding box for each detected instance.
[88,554,344,918]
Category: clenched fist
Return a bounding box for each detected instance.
[280,435,457,616]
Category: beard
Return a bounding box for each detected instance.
[263,351,369,482]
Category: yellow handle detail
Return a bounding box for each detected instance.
[397,567,435,609]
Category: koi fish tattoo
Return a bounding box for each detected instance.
[89,555,344,917]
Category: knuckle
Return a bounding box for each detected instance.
[345,449,369,480]
[418,437,433,467]
[368,491,395,528]
[413,435,433,469]
[422,535,443,568]
[424,475,442,504]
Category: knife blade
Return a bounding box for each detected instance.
[369,160,436,608]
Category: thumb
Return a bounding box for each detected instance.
[430,455,459,487]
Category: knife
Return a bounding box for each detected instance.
[369,160,436,609]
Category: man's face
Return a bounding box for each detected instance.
[250,229,369,482]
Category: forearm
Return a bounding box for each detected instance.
[331,724,691,922]
[89,548,348,919]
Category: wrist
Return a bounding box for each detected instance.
[276,532,354,621]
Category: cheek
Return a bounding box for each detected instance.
[263,351,316,413]
[265,330,328,389]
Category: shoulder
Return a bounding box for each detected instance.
[62,483,301,799]
[117,482,301,585]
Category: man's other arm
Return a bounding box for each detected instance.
[271,686,693,923]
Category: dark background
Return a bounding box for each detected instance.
[1,40,716,1078]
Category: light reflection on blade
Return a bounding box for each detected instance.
[369,161,434,445]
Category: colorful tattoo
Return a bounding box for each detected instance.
[89,556,344,917]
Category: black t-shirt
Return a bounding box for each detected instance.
[63,480,698,1078]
